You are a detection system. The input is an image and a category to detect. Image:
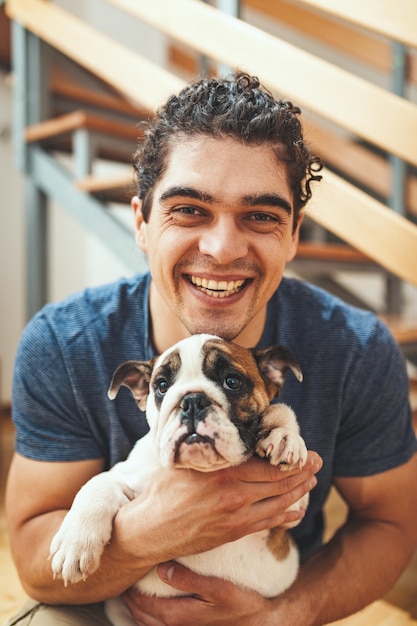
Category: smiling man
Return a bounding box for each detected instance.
[5,73,417,626]
[134,137,299,349]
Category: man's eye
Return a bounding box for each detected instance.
[175,206,203,216]
[155,379,169,395]
[249,212,279,222]
[170,205,207,225]
[223,375,243,391]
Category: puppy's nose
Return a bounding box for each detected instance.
[180,392,211,429]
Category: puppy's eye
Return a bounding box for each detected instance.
[155,379,169,395]
[223,375,243,391]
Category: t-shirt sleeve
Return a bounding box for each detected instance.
[333,318,417,477]
[12,312,104,462]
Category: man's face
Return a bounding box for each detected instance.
[133,136,301,348]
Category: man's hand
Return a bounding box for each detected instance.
[119,451,322,625]
[122,562,275,626]
[117,450,322,565]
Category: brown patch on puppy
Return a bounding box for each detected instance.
[151,349,182,388]
[267,526,293,561]
[202,338,272,417]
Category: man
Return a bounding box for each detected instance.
[6,73,417,626]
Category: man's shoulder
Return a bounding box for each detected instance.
[41,272,149,324]
[274,278,390,349]
[278,277,379,325]
[19,272,151,356]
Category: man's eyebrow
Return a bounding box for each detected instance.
[159,186,214,203]
[159,187,292,214]
[242,193,292,215]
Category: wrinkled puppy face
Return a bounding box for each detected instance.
[108,334,302,472]
[146,334,275,470]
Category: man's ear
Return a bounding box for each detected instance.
[286,211,304,263]
[132,195,148,253]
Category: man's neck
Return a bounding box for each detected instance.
[148,282,191,354]
[148,281,267,354]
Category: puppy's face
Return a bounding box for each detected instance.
[108,334,301,471]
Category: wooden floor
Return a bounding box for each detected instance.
[0,412,416,625]
[0,414,28,624]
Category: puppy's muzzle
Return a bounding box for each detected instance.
[179,392,212,444]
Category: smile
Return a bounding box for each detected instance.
[190,276,246,298]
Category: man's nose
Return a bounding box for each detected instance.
[198,219,249,264]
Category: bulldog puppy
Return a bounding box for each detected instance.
[50,334,308,626]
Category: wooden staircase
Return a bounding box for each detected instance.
[6,0,417,355]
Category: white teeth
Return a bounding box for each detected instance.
[190,276,245,297]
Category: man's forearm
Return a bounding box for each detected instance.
[271,519,415,626]
[12,509,154,604]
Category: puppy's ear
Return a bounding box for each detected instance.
[108,360,154,411]
[254,346,303,397]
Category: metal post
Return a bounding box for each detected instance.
[11,23,50,318]
[74,128,96,179]
[11,21,28,172]
[25,176,48,318]
[386,42,407,314]
[216,0,241,77]
[199,1,241,76]
[217,0,241,18]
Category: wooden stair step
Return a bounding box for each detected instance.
[296,242,373,265]
[379,315,417,346]
[303,120,417,219]
[75,173,133,203]
[25,109,142,144]
[50,65,151,120]
[25,109,142,163]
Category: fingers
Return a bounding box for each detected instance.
[226,450,321,509]
[158,560,209,595]
[236,450,322,484]
[250,474,315,532]
[122,575,206,626]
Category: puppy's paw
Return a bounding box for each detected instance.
[49,515,112,585]
[256,427,308,470]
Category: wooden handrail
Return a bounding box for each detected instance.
[104,0,417,168]
[296,0,417,49]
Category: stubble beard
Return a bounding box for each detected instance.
[179,306,254,342]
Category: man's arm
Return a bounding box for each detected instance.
[278,452,417,625]
[5,453,149,603]
[123,452,417,626]
[6,451,321,605]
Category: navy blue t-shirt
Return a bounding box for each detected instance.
[12,273,417,562]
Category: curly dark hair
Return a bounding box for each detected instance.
[132,72,322,225]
